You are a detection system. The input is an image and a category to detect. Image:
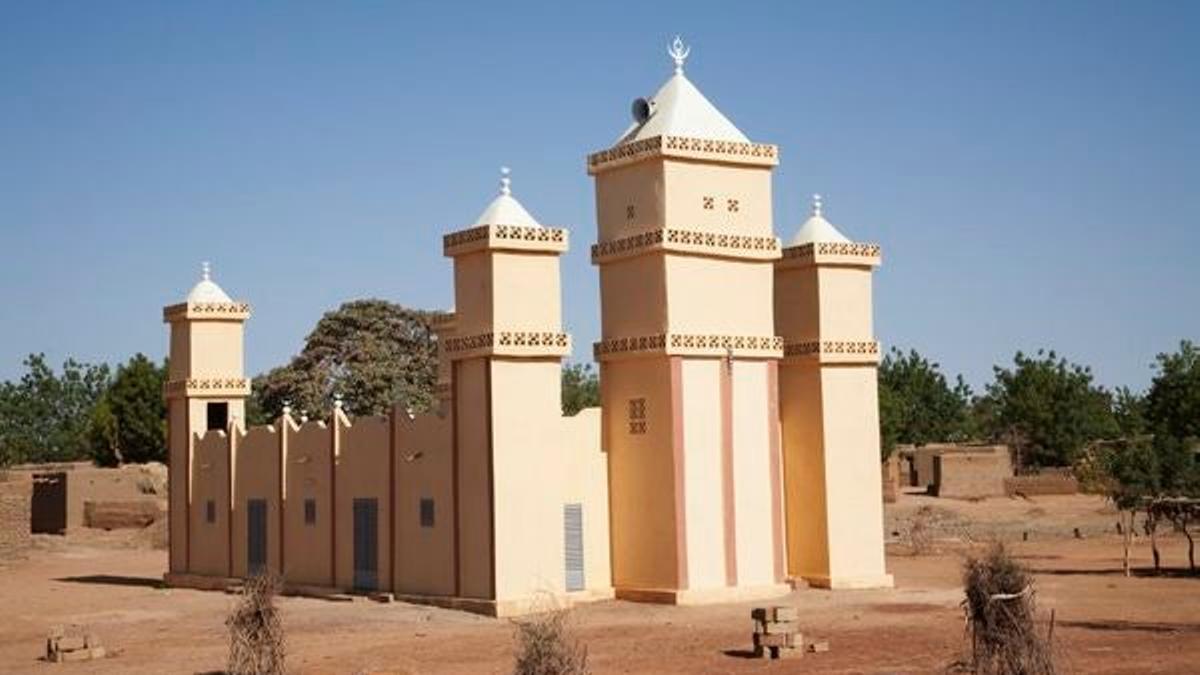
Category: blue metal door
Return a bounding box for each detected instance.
[353,498,378,591]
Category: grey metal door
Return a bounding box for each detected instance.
[353,498,378,591]
[247,499,268,575]
[564,503,584,592]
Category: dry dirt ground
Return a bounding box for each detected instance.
[3,493,1199,674]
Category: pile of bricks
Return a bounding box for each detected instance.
[750,606,829,659]
[45,626,105,663]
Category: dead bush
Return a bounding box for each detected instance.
[226,572,286,675]
[962,543,1055,675]
[511,607,590,675]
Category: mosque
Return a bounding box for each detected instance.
[162,39,892,616]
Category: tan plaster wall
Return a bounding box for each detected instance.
[168,324,190,380]
[665,256,774,335]
[679,358,725,589]
[492,253,562,332]
[599,256,667,338]
[334,413,392,590]
[594,161,665,240]
[188,322,245,378]
[558,407,612,593]
[394,409,455,597]
[731,360,774,586]
[454,357,494,599]
[168,400,188,571]
[662,160,773,236]
[816,267,874,341]
[231,425,281,577]
[491,358,565,600]
[820,366,887,581]
[189,430,230,577]
[774,267,819,342]
[453,253,493,337]
[778,364,830,578]
[283,420,333,587]
[603,358,679,590]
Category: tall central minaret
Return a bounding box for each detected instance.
[588,39,789,603]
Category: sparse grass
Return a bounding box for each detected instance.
[962,543,1055,675]
[226,572,286,675]
[511,606,590,675]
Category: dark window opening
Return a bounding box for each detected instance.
[206,402,229,431]
[420,498,435,528]
[205,499,216,523]
[304,498,317,525]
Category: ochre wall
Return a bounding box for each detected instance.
[599,256,667,338]
[662,160,773,237]
[284,420,333,587]
[491,253,562,332]
[779,364,830,579]
[454,357,494,599]
[189,430,230,577]
[558,407,611,595]
[231,424,281,577]
[594,161,666,239]
[665,256,774,336]
[334,412,392,589]
[604,357,679,590]
[394,409,455,597]
[680,358,724,589]
[816,267,874,340]
[453,252,493,337]
[731,360,776,586]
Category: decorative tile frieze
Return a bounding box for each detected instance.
[442,330,572,359]
[779,241,882,268]
[781,340,881,365]
[591,227,780,263]
[162,302,252,322]
[443,224,568,256]
[163,378,252,398]
[594,333,783,360]
[587,135,779,174]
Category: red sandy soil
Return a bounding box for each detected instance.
[2,494,1199,674]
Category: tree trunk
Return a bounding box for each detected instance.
[1149,512,1160,573]
[1184,520,1195,573]
[1122,510,1133,577]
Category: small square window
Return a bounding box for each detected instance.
[420,498,435,528]
[304,498,317,525]
[206,402,228,431]
[205,500,216,523]
[702,196,714,210]
[628,398,646,435]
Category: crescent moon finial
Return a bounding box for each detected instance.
[668,36,690,75]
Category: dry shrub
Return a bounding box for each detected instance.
[511,607,589,675]
[226,572,286,675]
[907,505,935,554]
[962,544,1055,675]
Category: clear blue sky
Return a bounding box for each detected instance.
[2,1,1197,392]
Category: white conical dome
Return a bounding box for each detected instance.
[186,262,233,303]
[789,195,851,246]
[472,167,541,228]
[616,38,749,145]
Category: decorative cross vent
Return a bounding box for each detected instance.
[703,196,714,210]
[727,198,740,213]
[628,397,647,435]
[626,204,636,220]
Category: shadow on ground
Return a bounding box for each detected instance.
[55,574,164,588]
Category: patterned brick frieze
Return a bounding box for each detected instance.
[778,241,882,269]
[781,340,881,365]
[163,378,252,399]
[443,224,568,256]
[163,302,252,322]
[591,227,780,263]
[442,331,571,359]
[587,135,779,174]
[594,333,783,360]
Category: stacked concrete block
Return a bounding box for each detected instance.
[0,475,33,560]
[751,606,800,659]
[46,626,106,663]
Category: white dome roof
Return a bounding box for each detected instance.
[186,262,233,303]
[616,38,749,146]
[789,195,851,246]
[473,167,541,228]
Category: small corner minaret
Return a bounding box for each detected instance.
[774,195,892,589]
[162,262,251,574]
[441,168,572,603]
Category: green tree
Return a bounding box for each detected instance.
[877,348,974,458]
[978,350,1118,469]
[0,354,110,466]
[562,363,600,415]
[1112,386,1148,438]
[1145,340,1200,443]
[88,354,167,466]
[252,300,443,419]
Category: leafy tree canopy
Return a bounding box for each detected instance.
[878,348,974,458]
[251,300,443,421]
[562,363,600,416]
[88,354,167,466]
[0,354,111,466]
[1146,340,1200,443]
[978,349,1118,468]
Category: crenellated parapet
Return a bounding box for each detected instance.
[587,135,778,174]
